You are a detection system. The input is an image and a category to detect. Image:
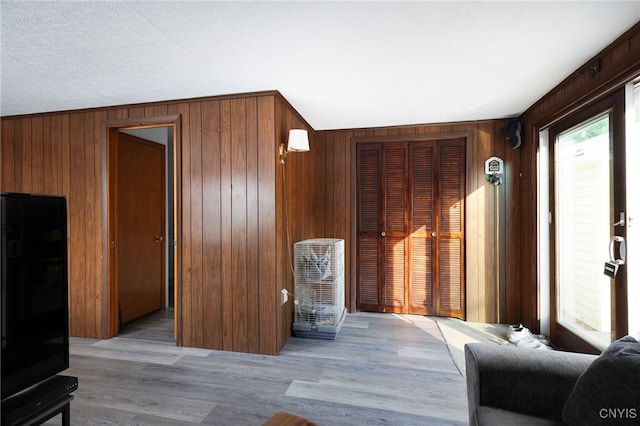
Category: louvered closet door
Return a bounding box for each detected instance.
[409,141,435,315]
[356,142,408,313]
[434,138,465,318]
[356,138,465,318]
[356,144,383,311]
[382,143,408,313]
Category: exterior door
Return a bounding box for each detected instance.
[549,90,627,351]
[356,138,465,317]
[116,132,166,325]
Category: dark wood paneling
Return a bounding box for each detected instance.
[201,100,223,350]
[257,96,277,355]
[1,120,15,189]
[88,112,104,338]
[274,97,317,352]
[30,117,44,193]
[1,91,303,355]
[230,98,248,353]
[219,99,234,351]
[68,112,86,336]
[174,101,193,345]
[476,122,496,323]
[187,101,204,348]
[20,119,31,191]
[245,97,260,354]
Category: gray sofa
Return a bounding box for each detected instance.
[465,336,640,426]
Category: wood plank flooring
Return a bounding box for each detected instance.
[118,308,176,343]
[42,312,498,425]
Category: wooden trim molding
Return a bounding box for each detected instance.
[525,22,640,129]
[352,131,474,144]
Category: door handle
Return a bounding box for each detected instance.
[609,236,626,265]
[155,235,163,243]
[613,212,625,227]
[431,232,437,237]
[380,231,386,237]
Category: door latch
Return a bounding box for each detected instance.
[604,236,626,278]
[613,212,625,227]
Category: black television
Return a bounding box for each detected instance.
[1,193,69,401]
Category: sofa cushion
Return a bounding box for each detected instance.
[562,335,640,425]
[475,406,564,426]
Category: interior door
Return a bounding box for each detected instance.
[549,90,626,351]
[356,143,384,312]
[381,142,409,313]
[417,139,465,317]
[356,138,465,317]
[409,141,435,314]
[116,132,166,325]
[356,142,408,313]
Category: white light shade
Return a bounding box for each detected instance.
[287,129,310,152]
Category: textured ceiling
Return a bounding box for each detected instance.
[1,1,639,130]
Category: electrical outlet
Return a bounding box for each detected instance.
[281,288,288,305]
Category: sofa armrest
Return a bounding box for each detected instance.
[465,343,596,423]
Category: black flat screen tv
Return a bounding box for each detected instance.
[1,193,69,401]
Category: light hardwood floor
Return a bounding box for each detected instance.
[44,311,507,425]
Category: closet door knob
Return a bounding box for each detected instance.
[381,231,386,237]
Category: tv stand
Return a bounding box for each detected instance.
[1,375,78,426]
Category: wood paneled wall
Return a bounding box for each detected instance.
[519,22,640,332]
[274,97,318,350]
[1,111,107,338]
[1,91,311,355]
[178,95,283,354]
[315,121,521,323]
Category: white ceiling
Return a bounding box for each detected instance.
[1,1,639,130]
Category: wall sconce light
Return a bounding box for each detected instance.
[279,129,310,164]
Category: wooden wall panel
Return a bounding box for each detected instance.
[187,101,204,348]
[219,99,234,351]
[274,98,317,350]
[476,122,496,323]
[0,91,300,355]
[245,97,260,354]
[503,120,521,324]
[68,112,87,337]
[19,119,30,191]
[4,109,104,339]
[175,94,293,354]
[174,101,194,346]
[317,120,516,323]
[230,98,248,353]
[201,100,223,350]
[1,120,15,189]
[257,96,278,355]
[30,117,44,193]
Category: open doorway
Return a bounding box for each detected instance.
[104,116,180,344]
